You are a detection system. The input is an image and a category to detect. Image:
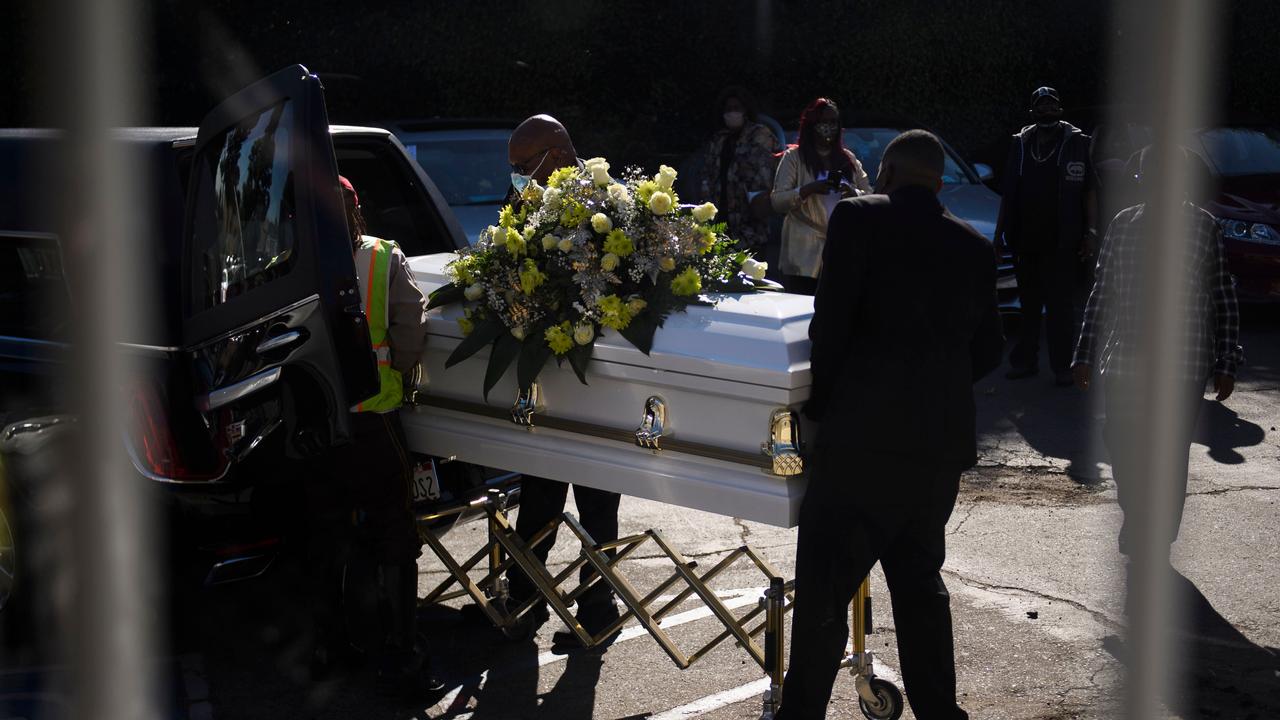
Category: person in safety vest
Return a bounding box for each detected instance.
[305,175,439,694]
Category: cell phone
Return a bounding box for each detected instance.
[826,168,846,187]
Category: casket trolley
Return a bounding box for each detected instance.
[402,254,903,720]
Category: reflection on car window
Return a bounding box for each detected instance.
[0,234,70,341]
[410,137,510,206]
[843,128,973,185]
[189,100,297,314]
[1194,127,1280,177]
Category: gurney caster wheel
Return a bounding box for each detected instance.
[858,678,903,720]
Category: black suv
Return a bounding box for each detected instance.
[0,65,516,635]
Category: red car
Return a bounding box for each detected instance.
[1190,125,1280,301]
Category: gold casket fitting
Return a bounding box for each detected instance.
[510,382,544,427]
[634,395,669,451]
[761,408,804,476]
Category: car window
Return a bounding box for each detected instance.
[407,136,510,206]
[1193,127,1280,177]
[335,138,461,256]
[842,128,973,185]
[188,99,298,315]
[0,233,70,341]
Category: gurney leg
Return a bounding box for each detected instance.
[759,576,786,719]
[846,578,904,720]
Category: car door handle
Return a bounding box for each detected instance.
[198,367,282,412]
[255,329,304,355]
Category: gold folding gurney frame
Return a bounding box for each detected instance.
[416,489,904,720]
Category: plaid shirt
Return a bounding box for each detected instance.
[1074,202,1243,382]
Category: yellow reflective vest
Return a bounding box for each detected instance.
[352,235,404,413]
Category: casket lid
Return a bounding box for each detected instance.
[408,253,812,390]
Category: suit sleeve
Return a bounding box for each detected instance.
[970,242,1004,381]
[803,201,866,421]
[386,248,429,375]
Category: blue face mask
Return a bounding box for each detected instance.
[511,172,532,195]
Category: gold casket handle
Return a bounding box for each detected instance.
[761,408,804,476]
[634,396,669,450]
[511,383,543,427]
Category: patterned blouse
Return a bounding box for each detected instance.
[697,122,781,250]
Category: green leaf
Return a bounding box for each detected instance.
[483,332,521,401]
[445,318,504,368]
[427,282,465,311]
[618,313,658,355]
[516,335,553,391]
[565,344,592,386]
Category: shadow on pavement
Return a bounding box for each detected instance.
[975,339,1108,484]
[1104,570,1280,719]
[1193,399,1266,465]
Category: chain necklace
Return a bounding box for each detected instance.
[1029,128,1060,164]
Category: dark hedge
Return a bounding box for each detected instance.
[3,1,1278,171]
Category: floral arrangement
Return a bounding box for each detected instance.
[427,158,770,397]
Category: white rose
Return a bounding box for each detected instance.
[692,202,718,223]
[742,258,768,281]
[591,164,611,187]
[543,187,563,208]
[591,212,613,234]
[600,252,620,271]
[511,326,526,341]
[656,164,677,189]
[607,183,631,208]
[573,322,595,345]
[658,256,676,272]
[483,225,504,247]
[557,237,574,253]
[584,156,609,170]
[542,234,558,251]
[648,191,673,215]
[464,282,485,301]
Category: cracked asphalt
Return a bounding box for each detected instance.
[58,309,1274,719]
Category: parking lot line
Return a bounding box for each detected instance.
[648,677,772,719]
[537,588,763,668]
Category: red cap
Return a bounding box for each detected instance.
[338,175,359,206]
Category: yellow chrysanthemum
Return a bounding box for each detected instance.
[603,229,634,257]
[671,267,702,296]
[498,204,517,229]
[546,165,578,189]
[504,226,526,256]
[544,322,574,355]
[518,258,546,295]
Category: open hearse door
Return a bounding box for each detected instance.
[181,64,378,461]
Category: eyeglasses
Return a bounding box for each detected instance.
[510,146,557,176]
[813,122,840,135]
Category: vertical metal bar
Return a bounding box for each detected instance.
[1104,3,1221,717]
[55,0,157,715]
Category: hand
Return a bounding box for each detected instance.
[1213,373,1235,402]
[800,180,831,199]
[838,180,860,198]
[1072,363,1092,391]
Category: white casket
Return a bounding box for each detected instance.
[400,253,813,528]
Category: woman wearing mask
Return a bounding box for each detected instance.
[697,86,782,252]
[771,97,870,294]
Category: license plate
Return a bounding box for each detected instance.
[411,458,441,504]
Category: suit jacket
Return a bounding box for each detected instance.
[804,185,1003,470]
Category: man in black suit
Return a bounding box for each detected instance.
[776,130,1003,720]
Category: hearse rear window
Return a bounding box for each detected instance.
[0,233,70,341]
[188,100,298,314]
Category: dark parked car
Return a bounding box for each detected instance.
[0,66,517,643]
